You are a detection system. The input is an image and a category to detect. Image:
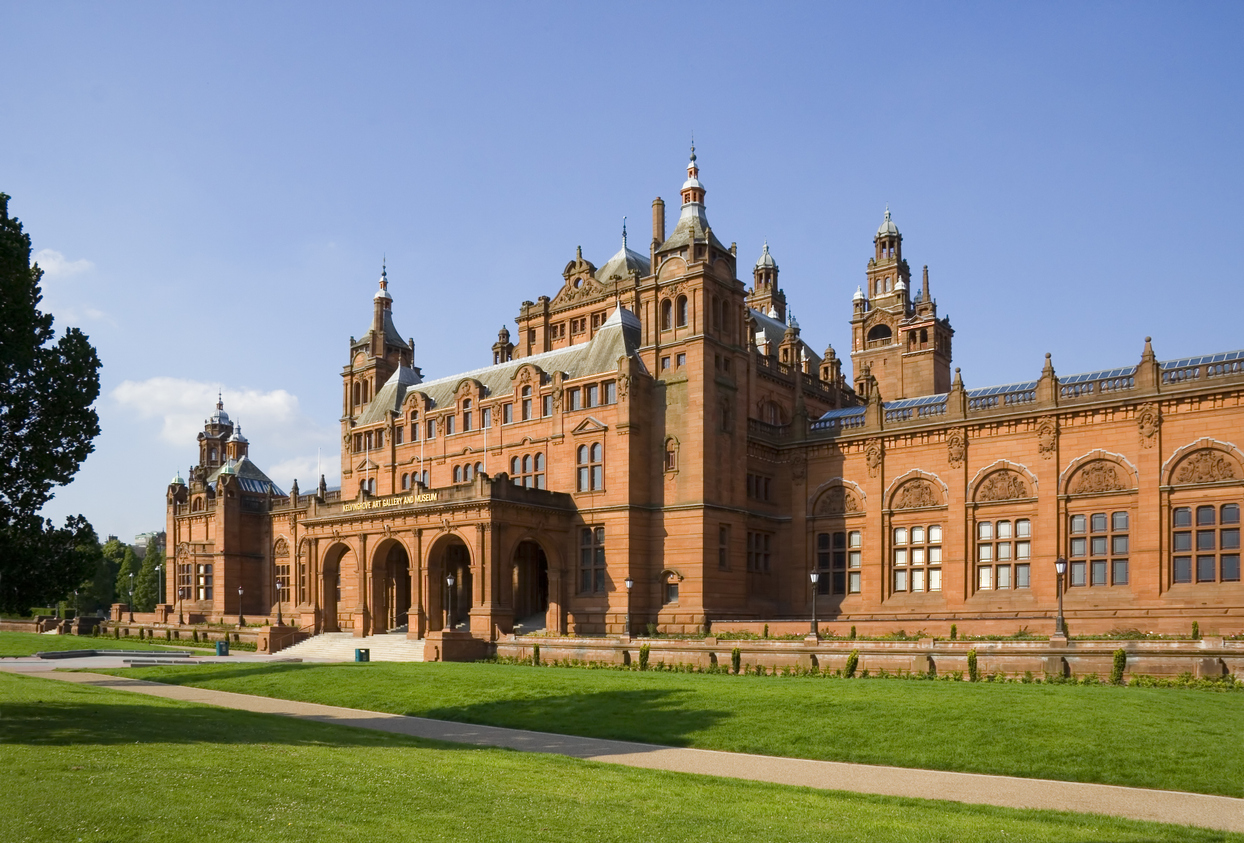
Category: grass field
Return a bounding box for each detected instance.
[1,672,1237,843]
[113,661,1244,798]
[0,631,191,657]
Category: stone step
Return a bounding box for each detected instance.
[274,632,426,662]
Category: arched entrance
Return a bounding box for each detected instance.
[429,535,473,631]
[373,539,411,633]
[512,540,549,632]
[321,543,356,633]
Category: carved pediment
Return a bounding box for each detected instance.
[273,537,290,558]
[571,416,608,435]
[1069,461,1128,495]
[976,471,1029,502]
[893,479,941,510]
[551,275,609,307]
[1174,450,1238,485]
[816,486,860,516]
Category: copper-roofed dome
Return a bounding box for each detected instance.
[877,206,900,237]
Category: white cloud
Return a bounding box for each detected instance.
[33,248,94,279]
[111,377,335,461]
[268,455,341,490]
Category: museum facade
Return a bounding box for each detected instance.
[164,150,1244,641]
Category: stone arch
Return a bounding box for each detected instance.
[1060,450,1138,496]
[809,478,867,517]
[970,460,1038,503]
[886,469,948,510]
[369,536,413,634]
[1162,438,1244,486]
[320,540,357,633]
[425,530,474,631]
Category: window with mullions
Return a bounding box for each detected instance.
[976,519,1032,590]
[816,530,861,594]
[576,442,603,491]
[196,563,213,600]
[1068,511,1130,587]
[747,531,772,573]
[718,524,731,571]
[1173,503,1240,584]
[579,526,606,593]
[521,386,532,421]
[509,453,546,489]
[892,524,942,593]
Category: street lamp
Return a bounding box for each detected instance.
[238,585,245,627]
[1054,557,1067,637]
[155,563,162,613]
[809,570,821,639]
[178,586,185,626]
[446,573,456,630]
[624,576,634,638]
[275,580,284,626]
[128,572,135,623]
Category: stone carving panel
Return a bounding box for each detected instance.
[946,428,966,468]
[976,471,1029,502]
[1137,403,1161,448]
[1174,450,1237,485]
[894,479,939,510]
[1070,461,1127,495]
[816,487,860,516]
[1037,417,1058,460]
[866,439,883,478]
[273,537,290,558]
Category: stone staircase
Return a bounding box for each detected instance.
[274,632,426,662]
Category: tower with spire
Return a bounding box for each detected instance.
[746,240,786,321]
[850,208,953,400]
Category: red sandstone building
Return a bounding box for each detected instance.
[165,151,1244,643]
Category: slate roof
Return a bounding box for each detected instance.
[357,306,644,424]
[206,456,285,496]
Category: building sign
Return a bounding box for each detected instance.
[343,491,438,513]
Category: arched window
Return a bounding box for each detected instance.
[453,465,463,483]
[209,447,217,462]
[401,473,409,490]
[510,456,520,475]
[866,324,892,345]
[664,439,677,471]
[763,401,783,426]
[660,299,673,331]
[474,461,483,478]
[676,295,688,328]
[353,382,361,406]
[576,442,604,491]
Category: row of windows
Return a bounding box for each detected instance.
[510,453,546,489]
[568,380,617,411]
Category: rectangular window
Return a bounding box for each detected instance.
[502,403,513,424]
[1015,564,1030,588]
[978,566,992,590]
[1070,511,1128,588]
[1223,554,1241,582]
[444,416,455,435]
[1197,555,1217,582]
[394,426,403,445]
[660,356,671,371]
[676,353,686,367]
[893,523,940,594]
[718,525,730,571]
[196,563,213,601]
[1070,560,1087,587]
[569,389,581,411]
[1091,559,1108,586]
[542,395,553,417]
[426,420,437,439]
[585,384,598,408]
[481,407,491,428]
[977,519,1032,589]
[996,564,1011,589]
[1112,559,1129,585]
[462,410,472,432]
[603,381,616,404]
[1174,556,1193,583]
[579,526,606,594]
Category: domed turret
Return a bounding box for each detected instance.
[877,206,900,238]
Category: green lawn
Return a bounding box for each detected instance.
[1,673,1236,843]
[114,661,1244,798]
[0,631,191,657]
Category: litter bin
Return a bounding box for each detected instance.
[215,640,230,656]
[355,648,370,663]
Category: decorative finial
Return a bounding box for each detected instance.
[690,133,696,162]
[217,391,223,411]
[622,216,627,250]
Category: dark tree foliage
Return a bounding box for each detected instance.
[134,537,163,611]
[0,193,102,614]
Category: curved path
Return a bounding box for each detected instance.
[7,665,1243,834]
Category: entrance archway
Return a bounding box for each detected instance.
[512,540,549,632]
[429,535,473,631]
[373,540,411,633]
[321,543,356,633]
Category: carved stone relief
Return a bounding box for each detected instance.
[1037,417,1057,460]
[817,487,859,516]
[789,454,806,483]
[273,537,290,558]
[1070,461,1126,494]
[618,374,631,401]
[894,480,938,510]
[946,428,966,468]
[976,471,1029,502]
[1137,403,1161,448]
[866,439,884,478]
[1174,450,1237,484]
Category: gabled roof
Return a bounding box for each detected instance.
[206,456,285,496]
[658,202,727,253]
[357,306,644,423]
[750,307,818,360]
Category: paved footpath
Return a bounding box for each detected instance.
[6,665,1244,834]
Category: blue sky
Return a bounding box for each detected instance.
[4,2,1242,541]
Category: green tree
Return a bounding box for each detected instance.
[133,538,164,611]
[79,540,116,614]
[0,193,102,614]
[115,547,139,608]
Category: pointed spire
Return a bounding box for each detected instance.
[922,265,931,302]
[1042,352,1055,378]
[622,216,628,251]
[952,367,964,389]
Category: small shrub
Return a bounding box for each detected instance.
[949,624,957,640]
[763,624,769,639]
[849,625,857,640]
[967,648,979,682]
[844,649,859,678]
[1111,648,1127,685]
[646,622,657,637]
[731,647,741,674]
[639,644,650,671]
[532,643,540,666]
[1192,621,1200,640]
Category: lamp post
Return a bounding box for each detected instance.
[238,585,245,628]
[128,572,135,623]
[809,571,820,639]
[624,576,634,638]
[1054,557,1067,637]
[446,573,457,630]
[178,586,185,626]
[154,563,162,620]
[276,580,283,626]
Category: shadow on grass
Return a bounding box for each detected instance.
[422,688,730,749]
